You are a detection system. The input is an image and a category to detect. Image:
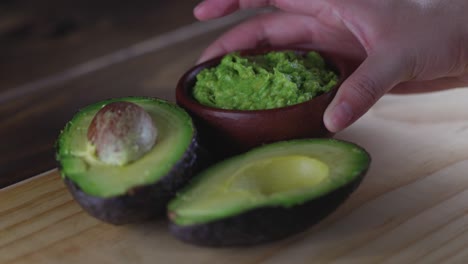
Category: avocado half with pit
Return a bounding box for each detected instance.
[56,97,204,225]
[168,139,370,246]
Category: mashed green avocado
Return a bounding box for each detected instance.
[193,51,338,110]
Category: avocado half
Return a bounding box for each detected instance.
[56,97,206,225]
[168,139,370,246]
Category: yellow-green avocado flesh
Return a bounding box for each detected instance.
[56,97,194,198]
[168,139,370,226]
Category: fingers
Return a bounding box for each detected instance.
[194,0,330,20]
[197,12,363,63]
[197,12,314,63]
[194,0,241,20]
[324,53,408,132]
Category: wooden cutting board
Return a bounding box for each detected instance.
[2,89,468,264]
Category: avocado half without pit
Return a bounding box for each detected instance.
[168,139,370,246]
[56,97,203,225]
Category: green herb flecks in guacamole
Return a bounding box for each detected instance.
[193,51,338,110]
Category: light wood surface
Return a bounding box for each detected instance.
[2,88,468,263]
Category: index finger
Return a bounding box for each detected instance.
[197,12,313,63]
[196,12,363,63]
[194,0,331,21]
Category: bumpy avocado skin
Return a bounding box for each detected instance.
[169,166,367,247]
[62,136,210,225]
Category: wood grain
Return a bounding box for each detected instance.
[0,28,226,187]
[1,88,468,263]
[0,3,255,187]
[0,0,200,92]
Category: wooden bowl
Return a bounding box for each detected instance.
[176,48,350,158]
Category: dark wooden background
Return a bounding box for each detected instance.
[0,0,256,187]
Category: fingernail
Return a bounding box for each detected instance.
[326,101,353,132]
[194,2,205,17]
[196,47,222,64]
[196,55,208,64]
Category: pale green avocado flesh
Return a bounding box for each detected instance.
[193,51,338,110]
[168,139,370,226]
[56,97,194,198]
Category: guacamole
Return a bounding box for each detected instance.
[193,51,338,110]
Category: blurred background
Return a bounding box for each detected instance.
[0,0,256,187]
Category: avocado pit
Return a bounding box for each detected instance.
[56,97,202,224]
[87,101,157,166]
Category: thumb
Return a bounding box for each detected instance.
[324,52,409,132]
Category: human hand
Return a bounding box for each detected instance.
[194,0,468,132]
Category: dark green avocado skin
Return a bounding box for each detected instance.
[169,170,366,247]
[63,137,211,225]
